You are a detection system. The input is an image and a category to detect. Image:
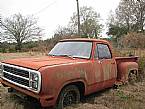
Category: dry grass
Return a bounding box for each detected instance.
[0,52,45,61]
[0,52,45,109]
[113,48,145,57]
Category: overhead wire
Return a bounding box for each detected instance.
[35,0,58,15]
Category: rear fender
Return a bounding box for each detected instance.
[117,62,138,83]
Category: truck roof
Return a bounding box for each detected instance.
[60,38,109,43]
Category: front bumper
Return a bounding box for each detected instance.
[0,78,55,107]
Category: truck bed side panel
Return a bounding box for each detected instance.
[115,56,139,83]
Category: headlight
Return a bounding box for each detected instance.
[0,63,3,77]
[29,72,39,90]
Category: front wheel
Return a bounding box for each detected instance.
[55,85,80,109]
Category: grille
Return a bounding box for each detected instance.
[3,72,29,87]
[3,64,30,88]
[1,63,41,93]
[3,65,29,78]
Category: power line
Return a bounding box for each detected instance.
[35,0,57,15]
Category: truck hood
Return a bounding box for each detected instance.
[2,56,85,70]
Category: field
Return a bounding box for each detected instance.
[0,51,145,109]
[0,52,45,61]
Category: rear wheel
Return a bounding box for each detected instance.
[55,85,80,109]
[128,70,137,84]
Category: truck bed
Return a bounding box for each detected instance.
[115,56,139,65]
[115,56,139,83]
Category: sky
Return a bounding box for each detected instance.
[0,0,120,39]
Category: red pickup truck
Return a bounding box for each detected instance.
[0,38,138,109]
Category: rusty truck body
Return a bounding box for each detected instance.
[0,38,138,109]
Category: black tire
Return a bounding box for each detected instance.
[55,85,80,109]
[128,71,137,84]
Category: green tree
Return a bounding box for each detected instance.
[107,24,128,40]
[0,13,43,51]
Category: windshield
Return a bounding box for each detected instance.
[49,41,92,59]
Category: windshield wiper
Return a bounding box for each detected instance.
[48,54,75,59]
[48,54,56,56]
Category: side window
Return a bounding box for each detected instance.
[97,44,112,59]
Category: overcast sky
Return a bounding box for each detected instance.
[0,0,120,39]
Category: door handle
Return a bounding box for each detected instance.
[98,59,104,64]
[98,60,102,64]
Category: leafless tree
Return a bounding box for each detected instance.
[0,13,43,51]
[115,0,145,32]
[70,6,103,38]
[54,26,76,37]
[53,6,102,39]
[0,15,2,41]
[136,0,145,32]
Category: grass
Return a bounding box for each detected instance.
[0,52,45,61]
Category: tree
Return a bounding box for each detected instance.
[108,0,145,33]
[107,11,128,47]
[136,0,145,32]
[70,6,103,38]
[115,0,135,31]
[107,24,128,40]
[0,13,43,51]
[53,6,102,39]
[107,0,145,47]
[54,26,76,37]
[0,15,2,41]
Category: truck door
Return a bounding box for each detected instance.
[93,44,104,91]
[96,43,117,88]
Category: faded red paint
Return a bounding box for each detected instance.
[115,57,138,83]
[0,38,139,107]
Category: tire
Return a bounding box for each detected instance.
[55,85,80,109]
[128,70,137,84]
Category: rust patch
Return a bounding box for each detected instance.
[56,68,87,80]
[103,64,112,81]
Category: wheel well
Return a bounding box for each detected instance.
[63,81,85,98]
[129,69,138,75]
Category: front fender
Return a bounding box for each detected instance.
[38,63,89,106]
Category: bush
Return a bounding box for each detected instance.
[137,57,145,82]
[120,32,145,48]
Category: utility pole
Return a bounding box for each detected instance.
[76,0,80,36]
[0,15,2,25]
